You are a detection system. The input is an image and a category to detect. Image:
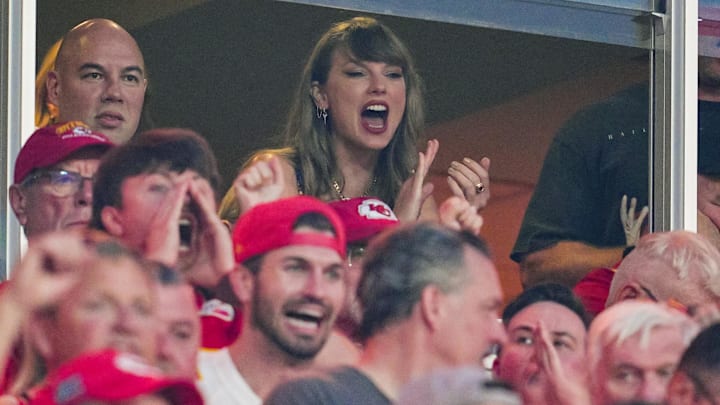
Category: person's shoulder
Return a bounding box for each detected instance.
[328,365,368,382]
[587,82,649,112]
[554,82,649,144]
[197,347,233,371]
[278,366,345,389]
[196,348,261,404]
[573,83,648,121]
[265,366,358,405]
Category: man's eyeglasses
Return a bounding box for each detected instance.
[21,169,94,197]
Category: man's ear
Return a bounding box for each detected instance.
[9,185,29,226]
[618,281,653,301]
[228,266,255,303]
[46,71,61,106]
[617,283,643,301]
[100,206,125,237]
[419,285,445,332]
[614,282,647,303]
[666,372,697,404]
[310,81,328,110]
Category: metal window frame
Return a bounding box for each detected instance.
[2,0,34,278]
[651,0,698,233]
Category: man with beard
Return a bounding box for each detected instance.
[197,196,347,404]
[266,222,507,404]
[90,128,233,288]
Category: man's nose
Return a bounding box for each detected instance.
[102,76,123,103]
[75,177,94,206]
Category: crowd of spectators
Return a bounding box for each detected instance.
[3,15,720,405]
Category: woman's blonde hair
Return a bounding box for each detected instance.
[35,39,62,128]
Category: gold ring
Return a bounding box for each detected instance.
[475,183,485,194]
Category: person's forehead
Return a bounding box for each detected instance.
[24,147,106,182]
[456,272,503,311]
[625,256,711,303]
[59,27,145,70]
[80,256,152,293]
[156,285,199,321]
[620,255,675,280]
[330,48,357,66]
[264,243,343,266]
[465,248,500,289]
[53,156,102,172]
[123,168,197,184]
[509,302,586,337]
[606,326,686,366]
[330,47,402,69]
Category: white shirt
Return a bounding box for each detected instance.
[197,348,261,405]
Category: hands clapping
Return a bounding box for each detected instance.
[448,156,491,211]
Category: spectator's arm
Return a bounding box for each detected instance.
[520,241,624,288]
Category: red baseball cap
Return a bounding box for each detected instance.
[329,197,399,244]
[32,350,203,405]
[14,121,114,184]
[232,196,346,264]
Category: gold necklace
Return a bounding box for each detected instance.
[331,177,377,201]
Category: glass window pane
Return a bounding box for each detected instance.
[35,0,653,299]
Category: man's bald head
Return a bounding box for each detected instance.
[54,20,142,68]
[48,19,147,144]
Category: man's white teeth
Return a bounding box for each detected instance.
[366,104,387,112]
[286,305,326,326]
[288,318,319,330]
[287,307,323,319]
[179,218,191,225]
[297,308,323,318]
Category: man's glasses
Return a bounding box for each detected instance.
[21,169,93,197]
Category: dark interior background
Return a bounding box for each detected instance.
[38,0,647,189]
[37,0,650,301]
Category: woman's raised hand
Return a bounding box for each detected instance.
[448,156,491,211]
[394,139,439,222]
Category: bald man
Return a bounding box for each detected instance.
[46,19,147,144]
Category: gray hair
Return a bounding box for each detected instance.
[607,231,720,306]
[588,300,698,374]
[357,222,490,341]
